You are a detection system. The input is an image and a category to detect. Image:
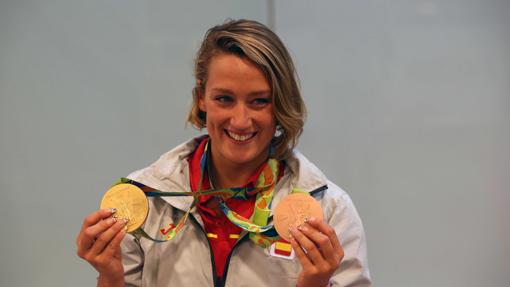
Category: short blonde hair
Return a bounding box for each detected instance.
[187,19,306,160]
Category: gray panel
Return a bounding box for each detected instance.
[274,0,510,286]
[0,1,267,286]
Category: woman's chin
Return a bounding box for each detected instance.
[225,151,265,167]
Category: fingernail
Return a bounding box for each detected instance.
[108,208,117,214]
[108,217,117,224]
[304,217,309,223]
[121,218,129,225]
[309,217,316,223]
[298,225,308,232]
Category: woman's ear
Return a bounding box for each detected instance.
[196,80,206,112]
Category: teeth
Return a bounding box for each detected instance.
[227,130,254,141]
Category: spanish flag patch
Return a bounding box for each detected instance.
[269,238,295,260]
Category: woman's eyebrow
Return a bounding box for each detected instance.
[210,88,271,96]
[248,90,271,96]
[210,88,233,94]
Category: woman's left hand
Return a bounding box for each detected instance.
[290,217,344,287]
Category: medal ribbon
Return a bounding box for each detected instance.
[114,140,280,247]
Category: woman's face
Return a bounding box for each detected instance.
[199,53,276,170]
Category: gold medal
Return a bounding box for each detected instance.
[273,193,324,241]
[100,183,149,233]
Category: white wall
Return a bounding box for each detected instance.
[1,0,509,286]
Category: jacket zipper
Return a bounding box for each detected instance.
[309,184,328,198]
[220,184,328,287]
[220,231,249,287]
[189,214,221,287]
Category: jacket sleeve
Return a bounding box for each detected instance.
[324,181,372,286]
[120,231,144,286]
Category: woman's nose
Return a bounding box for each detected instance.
[229,104,252,129]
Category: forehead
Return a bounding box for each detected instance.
[205,54,270,92]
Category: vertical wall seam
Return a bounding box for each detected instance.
[267,0,275,30]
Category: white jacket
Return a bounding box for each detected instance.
[121,138,371,286]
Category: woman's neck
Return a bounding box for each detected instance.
[209,154,267,188]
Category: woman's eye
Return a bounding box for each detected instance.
[252,98,270,106]
[215,95,233,103]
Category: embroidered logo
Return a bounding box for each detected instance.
[160,223,175,235]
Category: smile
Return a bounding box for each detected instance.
[225,130,257,142]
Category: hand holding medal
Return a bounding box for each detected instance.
[76,207,127,287]
[76,181,152,287]
[274,192,324,241]
[274,192,344,287]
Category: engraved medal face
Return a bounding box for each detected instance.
[100,183,149,233]
[273,193,324,241]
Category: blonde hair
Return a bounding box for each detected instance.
[187,19,306,160]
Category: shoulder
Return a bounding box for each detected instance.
[126,136,203,191]
[321,180,363,228]
[283,149,329,192]
[284,150,361,222]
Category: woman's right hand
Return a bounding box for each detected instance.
[76,208,127,286]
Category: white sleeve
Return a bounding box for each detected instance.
[324,182,372,287]
[121,234,144,287]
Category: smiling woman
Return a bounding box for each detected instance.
[198,54,276,187]
[76,19,371,287]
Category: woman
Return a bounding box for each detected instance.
[76,19,371,287]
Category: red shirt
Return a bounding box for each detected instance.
[188,139,256,281]
[188,138,283,283]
